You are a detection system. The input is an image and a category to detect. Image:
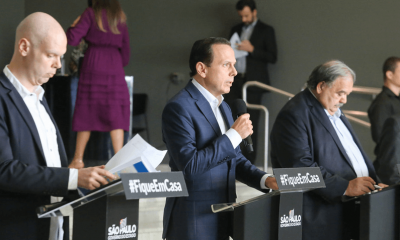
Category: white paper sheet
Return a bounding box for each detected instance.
[230,32,248,59]
[105,134,167,174]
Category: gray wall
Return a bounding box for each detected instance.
[0,0,24,68]
[3,0,400,165]
[120,0,240,151]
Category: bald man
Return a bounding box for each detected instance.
[0,12,115,240]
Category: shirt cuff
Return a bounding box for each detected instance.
[68,169,78,190]
[225,128,242,149]
[260,174,273,189]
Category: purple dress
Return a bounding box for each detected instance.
[66,7,130,132]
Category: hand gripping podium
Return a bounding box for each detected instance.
[212,167,325,240]
[343,184,400,240]
[37,172,188,240]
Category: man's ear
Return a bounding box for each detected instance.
[316,81,325,94]
[386,71,393,81]
[253,9,258,18]
[196,62,207,78]
[18,38,31,57]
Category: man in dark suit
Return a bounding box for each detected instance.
[374,114,400,185]
[270,60,387,240]
[226,0,277,163]
[0,12,115,240]
[162,37,278,240]
[368,56,400,144]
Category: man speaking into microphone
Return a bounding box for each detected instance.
[161,37,278,240]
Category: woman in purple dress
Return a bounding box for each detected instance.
[66,0,130,169]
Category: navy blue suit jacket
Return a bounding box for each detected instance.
[270,89,377,240]
[162,81,266,240]
[0,73,71,239]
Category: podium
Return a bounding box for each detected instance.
[213,173,400,240]
[212,167,325,240]
[212,191,280,239]
[356,184,400,240]
[37,172,188,240]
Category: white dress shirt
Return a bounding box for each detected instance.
[191,79,270,189]
[325,109,369,177]
[4,66,78,240]
[308,88,369,177]
[235,19,258,74]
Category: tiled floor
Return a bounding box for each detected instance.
[70,164,271,240]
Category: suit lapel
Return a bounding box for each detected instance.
[249,21,261,43]
[219,102,234,128]
[185,81,222,136]
[304,90,356,173]
[0,73,47,164]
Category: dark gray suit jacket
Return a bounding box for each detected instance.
[0,72,71,240]
[271,89,378,240]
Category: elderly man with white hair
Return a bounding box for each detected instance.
[270,60,388,240]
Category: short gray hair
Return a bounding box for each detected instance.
[307,60,356,90]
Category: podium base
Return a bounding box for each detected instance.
[73,194,139,240]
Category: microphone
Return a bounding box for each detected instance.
[232,99,254,153]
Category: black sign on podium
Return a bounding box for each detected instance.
[274,167,325,240]
[212,167,325,240]
[37,172,188,240]
[121,172,188,199]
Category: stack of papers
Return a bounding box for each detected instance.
[78,134,166,196]
[105,134,167,177]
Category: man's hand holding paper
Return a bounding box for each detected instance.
[230,32,249,59]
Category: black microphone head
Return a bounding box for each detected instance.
[232,99,247,117]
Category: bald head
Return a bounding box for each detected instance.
[8,12,67,92]
[15,12,65,50]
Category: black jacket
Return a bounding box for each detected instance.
[230,20,277,85]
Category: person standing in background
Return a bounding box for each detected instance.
[66,0,130,169]
[368,56,400,144]
[374,114,400,185]
[225,0,277,164]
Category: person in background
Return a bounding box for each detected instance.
[368,56,400,144]
[374,114,400,185]
[67,0,130,169]
[225,0,277,164]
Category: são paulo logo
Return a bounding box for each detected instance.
[108,217,137,239]
[280,209,302,228]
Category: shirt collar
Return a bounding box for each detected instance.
[324,108,341,120]
[243,19,258,30]
[308,87,341,117]
[191,79,223,108]
[3,65,44,100]
[382,86,399,98]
